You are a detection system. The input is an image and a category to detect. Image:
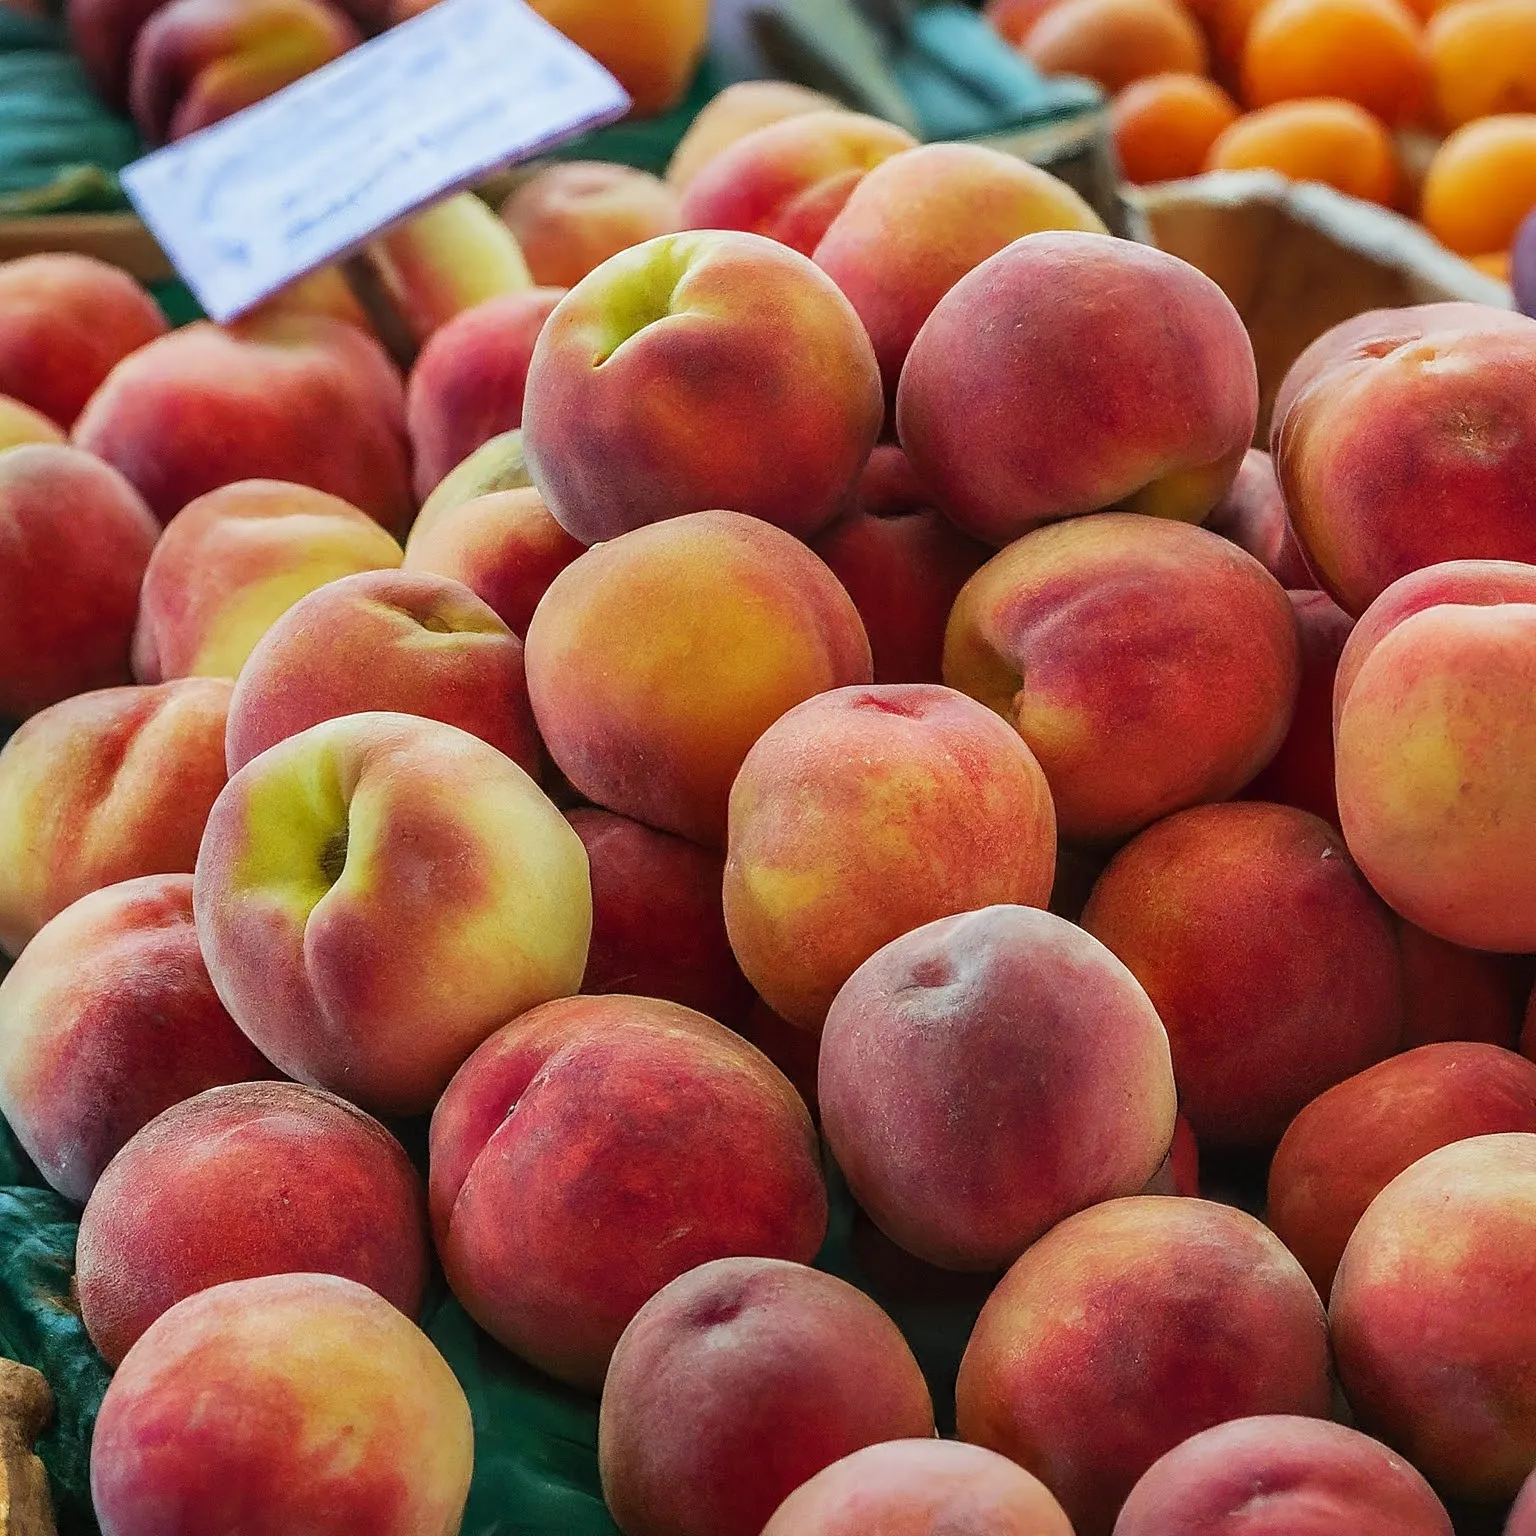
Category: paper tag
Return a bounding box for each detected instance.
[121,0,630,323]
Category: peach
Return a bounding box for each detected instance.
[666,80,843,192]
[677,111,919,257]
[0,875,270,1203]
[530,0,708,118]
[76,1081,429,1365]
[414,427,532,536]
[128,0,361,145]
[1399,922,1521,1049]
[1082,802,1402,1146]
[1241,588,1353,827]
[524,510,872,847]
[956,1196,1333,1536]
[1331,1133,1536,1501]
[67,0,175,108]
[812,142,1106,403]
[0,253,167,431]
[762,1440,1075,1536]
[0,679,231,956]
[599,1258,935,1536]
[1333,562,1536,950]
[568,808,751,1027]
[820,905,1177,1270]
[194,710,590,1116]
[898,232,1258,545]
[402,485,583,637]
[429,995,827,1389]
[1514,1475,1536,1536]
[810,499,989,685]
[1275,306,1536,614]
[501,163,680,289]
[1268,1043,1536,1300]
[89,1273,473,1536]
[73,313,413,532]
[1202,448,1312,588]
[405,287,564,502]
[522,232,882,544]
[0,394,65,451]
[247,264,374,334]
[1113,1416,1454,1535]
[0,444,160,720]
[723,685,1057,1032]
[944,514,1300,844]
[224,568,540,777]
[364,192,533,345]
[132,480,403,684]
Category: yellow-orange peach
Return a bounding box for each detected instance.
[429,995,827,1389]
[723,685,1056,1032]
[944,514,1300,844]
[89,1273,473,1536]
[957,1196,1332,1536]
[194,710,589,1115]
[666,80,843,191]
[599,1258,934,1536]
[522,232,882,544]
[0,875,270,1202]
[0,444,160,719]
[899,233,1258,545]
[224,568,540,777]
[820,905,1176,1269]
[524,510,872,847]
[0,679,231,956]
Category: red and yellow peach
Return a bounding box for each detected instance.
[665,80,842,192]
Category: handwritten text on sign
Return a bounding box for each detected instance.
[121,0,630,323]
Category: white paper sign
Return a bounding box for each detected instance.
[121,0,631,323]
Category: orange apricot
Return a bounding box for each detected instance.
[1427,0,1536,130]
[1113,73,1242,181]
[1206,97,1402,203]
[1421,113,1536,254]
[1025,0,1210,92]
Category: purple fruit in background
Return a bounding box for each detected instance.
[1513,206,1536,317]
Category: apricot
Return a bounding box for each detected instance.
[1427,0,1536,129]
[1025,0,1209,92]
[1421,113,1536,256]
[1205,99,1402,206]
[1112,72,1241,183]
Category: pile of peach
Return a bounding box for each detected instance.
[988,0,1536,277]
[9,79,1536,1536]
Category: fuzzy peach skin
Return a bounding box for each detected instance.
[1083,802,1401,1146]
[724,685,1056,1033]
[415,428,532,536]
[1400,922,1521,1049]
[677,112,918,256]
[0,679,231,957]
[402,486,583,637]
[1240,590,1352,828]
[1112,1416,1454,1536]
[365,193,533,345]
[810,495,990,686]
[956,1196,1333,1536]
[944,514,1300,844]
[531,0,708,117]
[73,312,412,532]
[522,232,882,544]
[1268,1043,1536,1301]
[766,1442,1072,1536]
[812,143,1106,404]
[0,875,270,1203]
[194,711,589,1116]
[1202,448,1312,589]
[1276,308,1536,614]
[1331,1132,1536,1501]
[665,80,842,192]
[0,253,167,431]
[1333,573,1536,951]
[429,995,827,1389]
[133,480,403,685]
[89,1272,473,1536]
[128,0,361,145]
[820,905,1176,1271]
[224,568,540,777]
[501,163,680,290]
[568,808,752,1027]
[599,1258,934,1536]
[76,1081,429,1365]
[405,288,563,502]
[0,394,64,451]
[898,232,1258,546]
[524,510,872,847]
[0,444,159,720]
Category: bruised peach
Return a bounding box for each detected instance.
[429,995,828,1389]
[666,80,842,191]
[599,1258,934,1536]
